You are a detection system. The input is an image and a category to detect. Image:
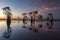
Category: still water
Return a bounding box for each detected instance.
[0,20,60,40]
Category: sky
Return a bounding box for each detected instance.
[0,0,60,19]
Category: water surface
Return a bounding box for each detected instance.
[0,20,60,40]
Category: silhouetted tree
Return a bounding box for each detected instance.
[29,12,34,26]
[32,11,38,22]
[47,13,53,23]
[2,7,12,29]
[22,13,27,24]
[38,15,43,21]
[29,12,33,16]
[46,13,53,29]
[33,11,38,16]
[3,7,11,15]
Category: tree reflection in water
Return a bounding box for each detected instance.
[22,20,43,32]
[47,21,53,29]
[22,20,27,28]
[22,19,54,32]
[3,26,12,39]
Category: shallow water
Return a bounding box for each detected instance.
[0,20,60,40]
